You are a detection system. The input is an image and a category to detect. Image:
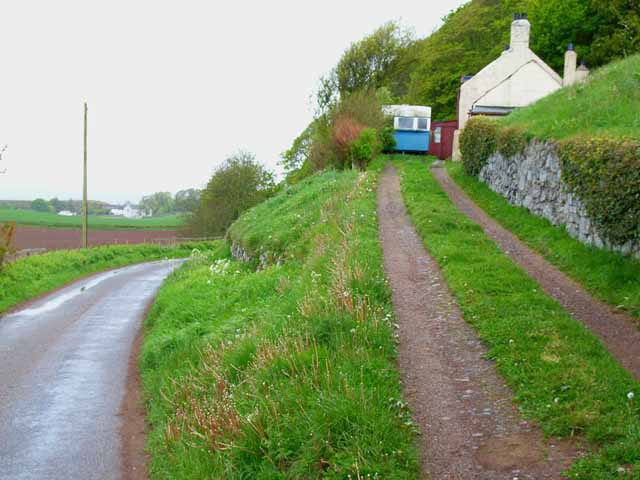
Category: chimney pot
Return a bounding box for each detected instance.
[514,13,520,20]
[521,12,527,19]
[568,42,574,51]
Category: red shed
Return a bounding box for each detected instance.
[428,120,458,160]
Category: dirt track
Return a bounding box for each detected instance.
[378,165,577,479]
[432,167,640,380]
[13,226,178,250]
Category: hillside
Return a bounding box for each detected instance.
[501,53,640,140]
[140,167,420,478]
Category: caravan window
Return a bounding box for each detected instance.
[417,118,429,131]
[397,117,414,130]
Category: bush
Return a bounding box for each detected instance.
[331,116,365,165]
[459,116,498,176]
[559,136,640,246]
[350,128,381,170]
[380,126,397,152]
[496,125,530,158]
[0,222,15,270]
[187,152,276,237]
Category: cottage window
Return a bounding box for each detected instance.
[434,127,442,143]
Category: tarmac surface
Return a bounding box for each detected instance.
[0,260,182,480]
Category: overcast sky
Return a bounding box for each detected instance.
[0,0,466,203]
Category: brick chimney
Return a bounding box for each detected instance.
[510,13,531,52]
[564,43,577,86]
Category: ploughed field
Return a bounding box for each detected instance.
[14,226,178,250]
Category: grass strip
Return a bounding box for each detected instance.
[141,167,419,479]
[447,162,640,320]
[0,241,221,314]
[0,208,184,230]
[398,156,640,478]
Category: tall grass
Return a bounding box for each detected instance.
[141,168,420,478]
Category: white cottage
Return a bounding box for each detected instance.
[452,13,589,159]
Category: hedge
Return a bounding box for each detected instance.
[459,117,640,249]
[558,136,640,246]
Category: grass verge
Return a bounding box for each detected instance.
[140,168,419,479]
[398,156,640,478]
[0,208,184,230]
[0,242,219,314]
[447,162,640,320]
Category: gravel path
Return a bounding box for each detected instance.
[377,165,577,479]
[432,166,640,380]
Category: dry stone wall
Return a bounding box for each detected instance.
[478,140,639,257]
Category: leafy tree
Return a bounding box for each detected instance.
[139,192,174,216]
[187,151,275,237]
[336,22,413,96]
[281,122,315,177]
[174,189,201,213]
[31,198,51,212]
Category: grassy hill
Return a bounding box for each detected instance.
[0,208,184,230]
[501,53,640,140]
[140,166,420,478]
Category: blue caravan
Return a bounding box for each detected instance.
[382,105,431,153]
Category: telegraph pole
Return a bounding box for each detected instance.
[82,102,88,248]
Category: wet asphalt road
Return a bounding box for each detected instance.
[0,260,182,480]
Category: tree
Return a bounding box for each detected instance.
[139,192,174,216]
[336,22,413,96]
[187,151,275,237]
[31,198,51,212]
[174,189,201,213]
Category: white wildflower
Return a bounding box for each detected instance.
[628,392,635,400]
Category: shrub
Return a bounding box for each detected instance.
[0,222,15,270]
[380,126,397,152]
[459,116,498,176]
[496,125,530,158]
[331,116,365,165]
[559,136,640,246]
[350,128,381,170]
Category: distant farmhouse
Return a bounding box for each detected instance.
[57,210,75,216]
[108,202,150,219]
[450,13,589,160]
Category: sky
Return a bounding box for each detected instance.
[0,0,466,204]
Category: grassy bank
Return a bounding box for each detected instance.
[447,162,640,320]
[501,54,640,141]
[0,208,184,230]
[141,168,419,478]
[399,157,640,478]
[0,242,218,314]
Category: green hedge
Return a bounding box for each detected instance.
[459,117,497,176]
[558,136,640,246]
[460,117,640,249]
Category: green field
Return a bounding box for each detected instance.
[0,208,184,230]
